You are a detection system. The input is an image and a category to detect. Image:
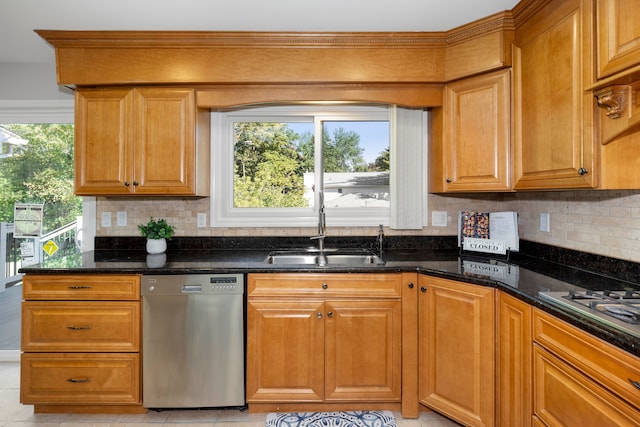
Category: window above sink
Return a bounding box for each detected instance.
[210,104,428,230]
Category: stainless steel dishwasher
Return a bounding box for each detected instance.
[141,274,245,409]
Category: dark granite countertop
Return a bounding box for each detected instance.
[19,236,640,357]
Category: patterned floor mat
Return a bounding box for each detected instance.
[265,411,397,427]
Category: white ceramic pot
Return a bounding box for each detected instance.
[146,238,167,254]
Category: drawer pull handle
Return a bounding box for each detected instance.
[629,378,640,390]
[68,285,92,289]
[67,325,92,330]
[66,377,90,383]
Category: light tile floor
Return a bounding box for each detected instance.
[0,362,462,427]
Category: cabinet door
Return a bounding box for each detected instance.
[419,276,495,427]
[324,300,401,401]
[439,69,511,192]
[533,345,640,426]
[596,0,640,79]
[74,88,133,195]
[246,300,325,402]
[513,0,596,189]
[498,292,532,427]
[133,88,197,195]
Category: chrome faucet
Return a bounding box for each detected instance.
[310,192,327,265]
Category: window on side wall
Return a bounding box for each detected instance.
[211,105,427,229]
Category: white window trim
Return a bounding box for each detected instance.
[211,105,427,229]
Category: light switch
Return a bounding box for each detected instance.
[117,211,127,226]
[101,212,112,228]
[540,213,550,232]
[197,213,207,228]
[431,211,448,227]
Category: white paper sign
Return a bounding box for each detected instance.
[462,237,506,255]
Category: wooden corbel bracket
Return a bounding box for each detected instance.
[594,85,629,119]
[593,83,640,145]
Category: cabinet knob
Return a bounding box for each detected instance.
[133,181,139,186]
[629,378,640,391]
[124,181,130,187]
[408,282,414,289]
[446,178,452,183]
[322,283,328,289]
[578,168,588,175]
[420,286,427,293]
[327,311,333,318]
[317,312,323,319]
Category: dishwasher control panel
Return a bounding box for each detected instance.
[141,274,244,295]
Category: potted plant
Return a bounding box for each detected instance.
[138,217,175,254]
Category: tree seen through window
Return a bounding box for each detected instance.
[232,120,389,208]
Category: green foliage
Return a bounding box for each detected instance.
[138,217,175,240]
[233,121,387,208]
[0,124,81,232]
[234,122,308,208]
[323,127,367,172]
[297,127,368,173]
[373,147,390,171]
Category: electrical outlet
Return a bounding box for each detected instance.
[540,213,550,232]
[197,213,207,228]
[431,211,448,227]
[116,211,127,226]
[101,212,112,228]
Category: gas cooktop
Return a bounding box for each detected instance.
[539,289,640,339]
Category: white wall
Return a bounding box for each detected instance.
[0,63,73,101]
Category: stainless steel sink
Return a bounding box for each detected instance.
[264,250,384,266]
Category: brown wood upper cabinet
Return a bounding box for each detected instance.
[431,69,512,192]
[512,0,596,190]
[74,87,209,196]
[596,0,640,79]
[591,0,640,188]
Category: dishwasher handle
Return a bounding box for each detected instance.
[182,284,203,293]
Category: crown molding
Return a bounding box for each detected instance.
[35,30,446,49]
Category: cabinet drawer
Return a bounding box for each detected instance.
[22,301,140,352]
[248,273,402,298]
[23,274,140,300]
[533,345,640,426]
[533,309,640,409]
[21,353,140,405]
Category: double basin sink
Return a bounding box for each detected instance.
[264,248,384,266]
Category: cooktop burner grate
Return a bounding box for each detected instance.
[539,289,640,338]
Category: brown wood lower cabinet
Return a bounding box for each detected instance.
[418,276,495,427]
[533,309,640,426]
[21,353,140,405]
[498,292,532,427]
[20,274,143,414]
[533,345,640,426]
[246,273,403,411]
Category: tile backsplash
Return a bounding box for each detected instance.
[96,190,640,263]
